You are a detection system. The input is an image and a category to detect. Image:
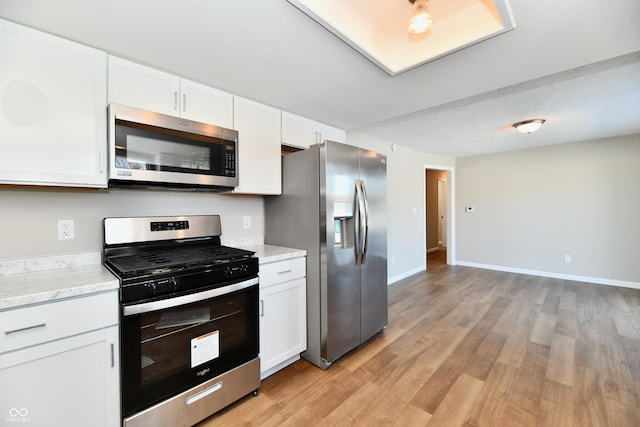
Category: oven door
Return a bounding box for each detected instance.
[120,277,259,418]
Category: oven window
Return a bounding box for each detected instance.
[139,293,247,384]
[120,285,258,417]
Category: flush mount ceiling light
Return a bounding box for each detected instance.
[513,119,545,134]
[408,0,434,34]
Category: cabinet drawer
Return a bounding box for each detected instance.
[0,291,118,354]
[259,257,306,288]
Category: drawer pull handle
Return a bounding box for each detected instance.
[5,321,46,335]
[186,381,223,405]
[277,269,292,275]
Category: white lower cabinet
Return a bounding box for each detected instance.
[0,291,120,426]
[259,257,306,379]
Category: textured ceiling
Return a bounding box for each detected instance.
[362,52,640,157]
[1,0,639,157]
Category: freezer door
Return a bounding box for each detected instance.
[359,148,388,342]
[322,141,362,363]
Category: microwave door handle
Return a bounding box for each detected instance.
[122,277,258,316]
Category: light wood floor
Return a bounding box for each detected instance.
[198,257,640,426]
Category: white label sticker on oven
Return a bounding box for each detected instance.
[191,330,220,368]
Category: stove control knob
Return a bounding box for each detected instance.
[168,277,178,291]
[144,282,157,296]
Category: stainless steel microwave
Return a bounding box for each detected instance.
[108,104,238,191]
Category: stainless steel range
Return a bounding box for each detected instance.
[103,215,260,427]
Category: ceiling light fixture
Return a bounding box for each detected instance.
[513,119,545,134]
[408,0,434,34]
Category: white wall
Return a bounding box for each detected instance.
[456,133,640,287]
[0,188,264,260]
[6,132,636,289]
[346,132,455,283]
[0,128,457,288]
[0,133,456,288]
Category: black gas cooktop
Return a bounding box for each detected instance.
[103,215,259,303]
[105,244,255,278]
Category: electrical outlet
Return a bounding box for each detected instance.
[243,216,251,229]
[57,220,74,240]
[564,254,572,263]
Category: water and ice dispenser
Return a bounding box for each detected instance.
[333,201,354,248]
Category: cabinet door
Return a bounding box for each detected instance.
[0,326,120,427]
[281,111,346,148]
[108,55,179,115]
[180,79,233,128]
[318,122,346,143]
[232,97,281,195]
[281,111,319,149]
[259,277,306,375]
[0,19,107,187]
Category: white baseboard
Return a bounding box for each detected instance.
[426,247,440,254]
[456,261,640,290]
[389,265,426,285]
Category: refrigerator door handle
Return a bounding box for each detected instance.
[355,179,367,265]
[360,179,370,265]
[354,180,362,264]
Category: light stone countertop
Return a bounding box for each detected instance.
[237,244,307,264]
[0,244,304,311]
[0,263,118,311]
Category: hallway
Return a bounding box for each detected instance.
[427,249,447,272]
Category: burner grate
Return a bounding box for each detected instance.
[106,245,255,277]
[139,253,173,266]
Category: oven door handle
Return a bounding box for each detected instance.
[122,277,259,316]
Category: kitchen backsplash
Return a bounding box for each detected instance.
[0,187,265,262]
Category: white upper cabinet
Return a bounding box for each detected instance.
[180,79,233,128]
[232,97,282,195]
[107,56,178,116]
[281,111,346,149]
[0,19,107,188]
[318,122,347,144]
[108,56,233,128]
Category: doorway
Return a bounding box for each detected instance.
[425,168,449,270]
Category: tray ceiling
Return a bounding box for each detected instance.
[287,0,516,75]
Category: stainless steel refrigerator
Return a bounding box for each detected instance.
[265,140,387,369]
